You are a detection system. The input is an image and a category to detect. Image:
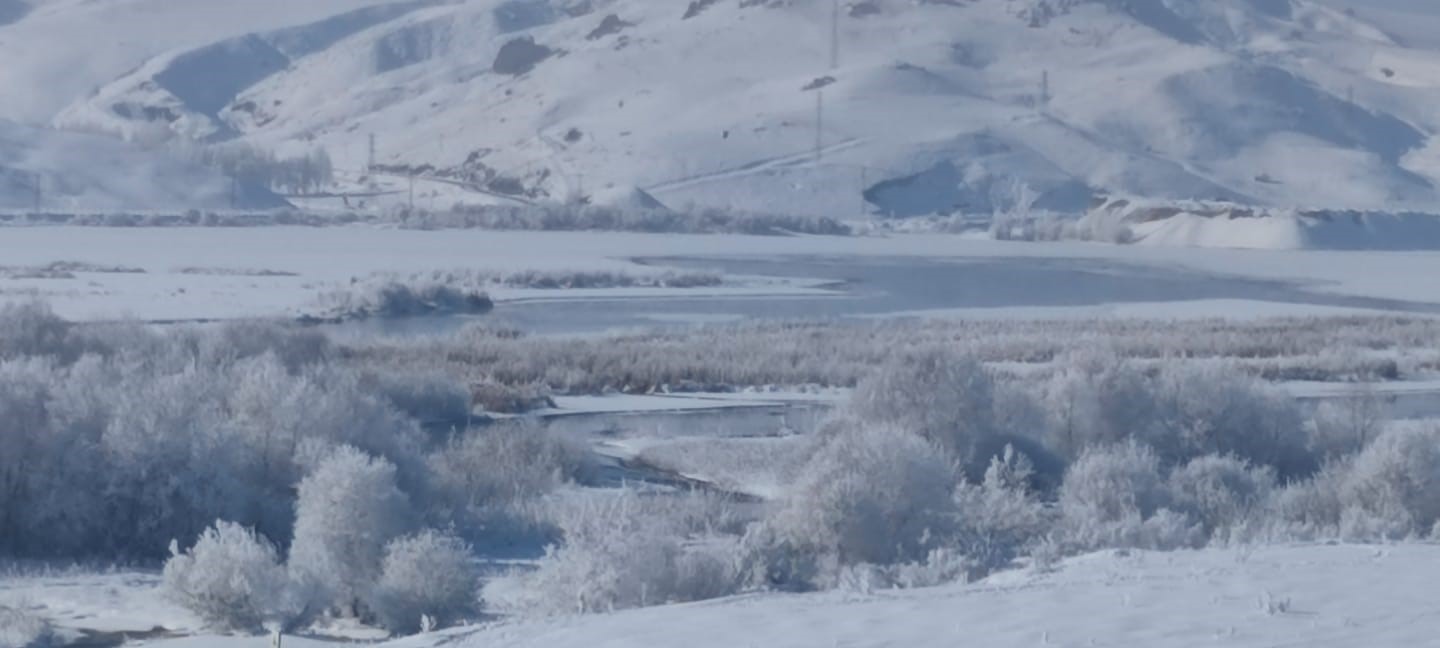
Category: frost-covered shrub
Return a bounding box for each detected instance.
[0,604,53,648]
[767,423,959,569]
[468,378,554,414]
[162,521,311,633]
[1308,389,1386,460]
[1039,351,1157,460]
[1337,425,1440,541]
[1267,460,1348,541]
[370,370,472,424]
[1060,441,1169,524]
[1168,455,1275,542]
[1039,356,1313,478]
[492,489,745,617]
[848,351,996,466]
[202,321,331,371]
[319,282,492,320]
[1147,364,1313,479]
[367,529,480,634]
[736,523,829,593]
[952,446,1053,575]
[1058,442,1202,551]
[0,301,77,362]
[426,421,590,542]
[289,447,413,615]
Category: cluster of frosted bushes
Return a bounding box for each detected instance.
[315,281,493,320]
[496,349,1440,617]
[7,300,1440,628]
[0,302,594,635]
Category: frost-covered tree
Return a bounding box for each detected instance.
[367,529,480,634]
[425,421,588,542]
[1167,454,1275,541]
[1337,425,1440,540]
[848,350,996,467]
[768,422,959,569]
[0,301,74,361]
[162,521,312,633]
[289,446,412,616]
[952,445,1052,575]
[1039,351,1157,460]
[1058,441,1201,551]
[1148,363,1312,478]
[495,489,744,617]
[1308,386,1386,460]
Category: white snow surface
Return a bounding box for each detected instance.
[442,544,1440,648]
[19,544,1440,648]
[9,0,1440,215]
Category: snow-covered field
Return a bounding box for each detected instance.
[438,544,1440,648]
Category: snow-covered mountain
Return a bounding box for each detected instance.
[9,0,1440,215]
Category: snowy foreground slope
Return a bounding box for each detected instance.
[33,544,1440,648]
[8,0,1440,215]
[451,545,1440,648]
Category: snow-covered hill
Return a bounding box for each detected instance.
[8,0,1440,215]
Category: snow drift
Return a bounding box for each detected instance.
[1077,197,1440,250]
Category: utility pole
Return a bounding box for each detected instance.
[815,90,824,163]
[367,133,376,172]
[408,173,415,211]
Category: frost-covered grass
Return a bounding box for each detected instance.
[361,316,1437,395]
[0,204,851,236]
[399,205,851,236]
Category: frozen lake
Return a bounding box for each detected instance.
[338,254,1440,337]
